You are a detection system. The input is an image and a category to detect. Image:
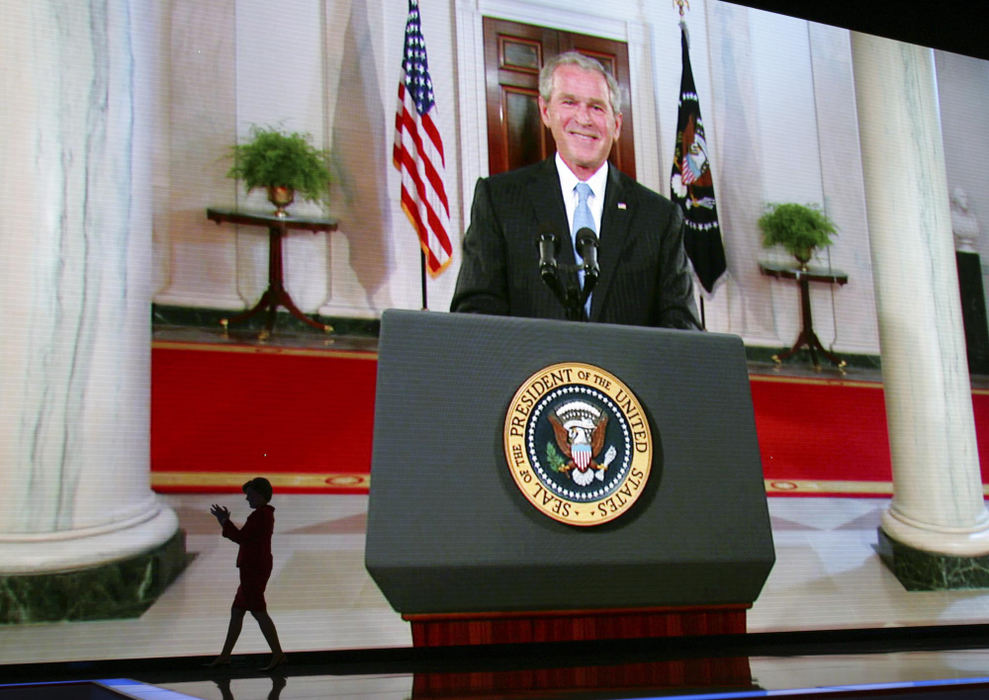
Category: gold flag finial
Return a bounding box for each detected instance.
[674,0,689,17]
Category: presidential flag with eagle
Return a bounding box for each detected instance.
[670,21,726,295]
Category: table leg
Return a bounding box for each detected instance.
[220,288,275,327]
[219,224,334,336]
[804,329,846,371]
[272,285,333,333]
[772,274,846,371]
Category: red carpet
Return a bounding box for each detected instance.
[151,342,376,494]
[753,375,989,496]
[151,342,989,496]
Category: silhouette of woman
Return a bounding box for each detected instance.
[208,477,286,671]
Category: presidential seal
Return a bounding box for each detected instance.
[504,362,652,526]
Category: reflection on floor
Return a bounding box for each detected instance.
[4,495,989,699]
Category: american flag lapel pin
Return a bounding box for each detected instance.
[617,202,627,210]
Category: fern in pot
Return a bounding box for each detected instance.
[227,125,331,217]
[758,202,837,268]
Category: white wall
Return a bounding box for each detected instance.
[151,0,989,357]
[936,50,989,305]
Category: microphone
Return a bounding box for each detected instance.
[575,227,599,278]
[537,226,560,280]
[536,226,568,313]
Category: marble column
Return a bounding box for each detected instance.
[0,1,184,621]
[850,32,989,588]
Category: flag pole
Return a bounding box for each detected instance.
[676,0,698,327]
[420,250,428,310]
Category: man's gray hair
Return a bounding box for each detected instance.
[538,51,622,116]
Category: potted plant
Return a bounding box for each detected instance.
[758,202,837,268]
[226,125,331,217]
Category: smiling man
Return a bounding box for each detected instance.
[541,61,623,181]
[451,51,700,329]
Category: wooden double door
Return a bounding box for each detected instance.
[483,17,636,178]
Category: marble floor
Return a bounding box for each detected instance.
[5,495,989,699]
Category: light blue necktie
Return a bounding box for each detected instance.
[573,182,595,315]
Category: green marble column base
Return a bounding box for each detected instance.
[0,530,190,624]
[877,527,989,590]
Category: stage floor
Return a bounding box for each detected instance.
[5,495,989,698]
[7,325,984,697]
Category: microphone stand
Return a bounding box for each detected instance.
[538,229,599,322]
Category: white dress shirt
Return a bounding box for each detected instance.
[554,153,608,241]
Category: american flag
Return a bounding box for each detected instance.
[393,0,452,277]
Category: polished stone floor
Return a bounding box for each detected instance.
[5,495,989,699]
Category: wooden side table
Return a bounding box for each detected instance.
[759,261,848,371]
[207,208,338,336]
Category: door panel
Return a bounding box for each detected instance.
[504,88,546,172]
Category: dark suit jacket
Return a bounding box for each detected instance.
[222,504,274,573]
[450,158,700,329]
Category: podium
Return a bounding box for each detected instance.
[366,310,774,647]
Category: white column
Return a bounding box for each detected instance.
[851,32,989,556]
[0,1,178,574]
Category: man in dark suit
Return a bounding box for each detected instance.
[450,51,700,330]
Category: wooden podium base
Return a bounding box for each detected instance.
[404,604,749,647]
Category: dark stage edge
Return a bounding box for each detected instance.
[5,625,989,689]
